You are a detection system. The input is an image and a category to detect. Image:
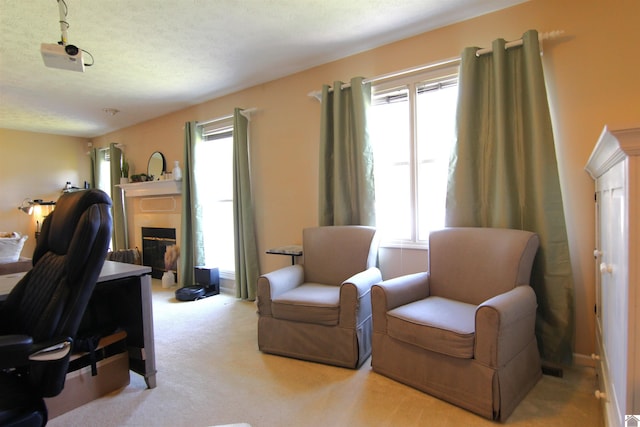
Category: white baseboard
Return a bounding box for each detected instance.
[573,352,595,368]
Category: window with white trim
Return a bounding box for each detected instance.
[196,125,235,274]
[370,69,458,246]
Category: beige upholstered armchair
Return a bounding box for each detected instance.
[257,226,380,368]
[371,227,540,421]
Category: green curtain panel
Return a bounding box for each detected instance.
[445,30,575,365]
[89,148,97,189]
[179,122,205,288]
[319,77,376,226]
[233,108,260,300]
[109,143,128,250]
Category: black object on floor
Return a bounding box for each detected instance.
[175,267,220,301]
[175,286,205,301]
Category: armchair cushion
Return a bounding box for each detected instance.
[387,297,476,358]
[272,284,340,325]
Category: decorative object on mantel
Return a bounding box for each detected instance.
[121,155,129,184]
[130,173,153,183]
[148,151,166,181]
[172,161,182,181]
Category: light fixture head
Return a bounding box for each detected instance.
[18,199,35,215]
[19,206,34,215]
[17,199,54,215]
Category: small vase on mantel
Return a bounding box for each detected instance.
[172,161,182,181]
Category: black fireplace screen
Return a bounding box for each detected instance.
[142,227,176,279]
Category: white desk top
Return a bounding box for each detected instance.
[99,260,151,282]
[0,260,151,298]
[0,271,25,296]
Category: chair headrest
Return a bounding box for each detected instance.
[41,189,112,256]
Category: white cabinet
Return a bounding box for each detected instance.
[585,125,640,427]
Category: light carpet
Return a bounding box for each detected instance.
[48,280,603,427]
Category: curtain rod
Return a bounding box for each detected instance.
[307,57,459,100]
[95,143,124,152]
[475,29,564,56]
[197,107,257,127]
[308,30,564,100]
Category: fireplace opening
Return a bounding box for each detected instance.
[142,227,176,279]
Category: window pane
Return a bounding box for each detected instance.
[416,84,458,241]
[370,93,410,163]
[194,133,235,272]
[372,161,412,240]
[371,75,458,246]
[417,159,448,239]
[371,87,412,241]
[201,200,235,272]
[97,153,111,193]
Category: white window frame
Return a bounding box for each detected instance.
[371,66,459,249]
[197,121,235,279]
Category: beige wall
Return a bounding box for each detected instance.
[2,0,639,359]
[0,129,90,256]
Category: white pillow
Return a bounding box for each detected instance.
[0,232,28,263]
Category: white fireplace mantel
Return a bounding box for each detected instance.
[118,180,182,197]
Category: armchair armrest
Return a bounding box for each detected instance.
[475,285,538,367]
[339,267,382,328]
[371,272,430,334]
[342,267,382,295]
[372,272,430,310]
[256,264,304,316]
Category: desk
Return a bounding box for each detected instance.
[0,260,157,389]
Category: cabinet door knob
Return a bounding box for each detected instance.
[594,390,606,400]
[591,353,601,360]
[600,263,613,274]
[593,249,602,258]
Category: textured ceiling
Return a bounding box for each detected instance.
[0,0,525,138]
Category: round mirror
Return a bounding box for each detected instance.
[147,151,166,179]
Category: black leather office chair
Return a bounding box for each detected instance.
[0,189,112,426]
